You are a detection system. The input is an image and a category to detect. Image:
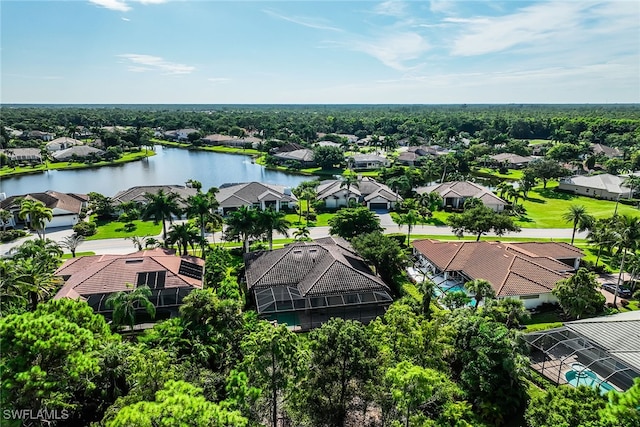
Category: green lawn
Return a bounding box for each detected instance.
[61,251,96,259]
[522,312,564,332]
[473,167,524,181]
[516,182,639,228]
[0,150,154,178]
[85,219,162,240]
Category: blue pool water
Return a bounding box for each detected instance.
[565,364,616,395]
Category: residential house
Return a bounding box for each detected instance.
[350,154,390,170]
[54,248,204,320]
[396,151,421,166]
[316,177,402,210]
[22,130,54,141]
[412,240,584,309]
[244,237,393,331]
[0,191,88,229]
[0,148,43,165]
[164,129,199,142]
[215,182,297,215]
[591,143,623,159]
[46,137,83,152]
[415,181,507,212]
[272,149,316,167]
[315,140,342,148]
[51,145,105,162]
[112,185,197,211]
[490,153,535,169]
[201,134,261,148]
[407,145,452,157]
[558,174,632,200]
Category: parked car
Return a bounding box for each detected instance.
[601,283,632,298]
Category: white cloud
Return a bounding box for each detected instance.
[89,0,131,12]
[208,77,230,83]
[118,54,195,74]
[349,32,430,70]
[263,9,344,32]
[374,1,407,18]
[121,17,130,21]
[131,0,169,4]
[430,0,455,14]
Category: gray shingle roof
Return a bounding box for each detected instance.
[112,185,197,206]
[216,182,297,208]
[244,241,390,297]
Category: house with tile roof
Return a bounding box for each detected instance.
[112,185,197,211]
[0,148,43,165]
[490,153,535,169]
[412,240,584,309]
[591,143,623,159]
[244,238,393,330]
[45,137,83,152]
[415,181,507,212]
[0,191,88,229]
[558,174,632,200]
[316,177,402,210]
[215,182,297,215]
[51,145,105,162]
[54,248,204,320]
[272,148,316,167]
[350,154,390,170]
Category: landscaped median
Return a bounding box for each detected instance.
[0,150,154,178]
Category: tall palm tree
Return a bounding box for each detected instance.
[167,222,200,256]
[496,182,513,200]
[185,192,221,244]
[587,218,616,268]
[0,260,26,315]
[300,188,317,225]
[562,205,594,245]
[464,279,496,311]
[142,189,183,241]
[611,215,640,306]
[105,284,156,331]
[257,208,291,250]
[224,206,259,253]
[18,199,53,240]
[623,175,640,200]
[10,238,63,270]
[59,234,84,257]
[339,172,360,207]
[395,209,423,245]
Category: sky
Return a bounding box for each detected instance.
[1,0,639,104]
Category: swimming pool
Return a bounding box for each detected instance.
[565,363,616,395]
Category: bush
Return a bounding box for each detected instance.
[0,229,28,243]
[386,233,407,247]
[620,299,629,307]
[73,221,97,236]
[634,289,640,301]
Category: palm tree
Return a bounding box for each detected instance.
[141,189,183,241]
[339,172,360,207]
[167,222,200,256]
[126,235,149,251]
[0,208,12,231]
[496,182,513,200]
[562,205,594,245]
[0,260,26,315]
[185,192,222,244]
[300,188,317,225]
[105,284,156,331]
[416,192,442,213]
[224,206,259,253]
[293,226,311,241]
[587,218,616,268]
[395,209,423,245]
[14,258,63,311]
[623,175,640,200]
[59,234,84,257]
[464,278,496,311]
[18,199,53,240]
[257,209,291,250]
[611,215,640,306]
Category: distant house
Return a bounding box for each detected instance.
[490,153,535,169]
[558,174,632,200]
[350,154,390,170]
[201,134,261,148]
[0,191,88,229]
[46,137,83,152]
[215,182,297,215]
[244,237,393,330]
[315,140,342,148]
[22,130,54,141]
[112,185,197,210]
[164,129,199,142]
[54,248,204,321]
[412,240,584,309]
[272,149,316,167]
[407,145,451,157]
[316,177,402,210]
[0,148,43,165]
[591,143,623,159]
[51,145,105,162]
[415,181,507,212]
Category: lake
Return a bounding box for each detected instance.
[1,146,311,197]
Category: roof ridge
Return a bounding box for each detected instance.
[443,241,467,270]
[496,254,519,295]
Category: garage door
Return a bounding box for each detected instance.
[369,203,388,209]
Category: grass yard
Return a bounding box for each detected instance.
[522,311,564,332]
[474,167,524,181]
[0,150,154,178]
[61,251,96,259]
[517,182,640,228]
[85,219,162,240]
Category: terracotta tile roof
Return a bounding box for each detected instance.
[244,241,390,297]
[0,191,87,214]
[412,240,581,297]
[54,248,203,300]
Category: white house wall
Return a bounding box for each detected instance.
[558,183,630,201]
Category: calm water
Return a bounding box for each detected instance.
[1,146,310,196]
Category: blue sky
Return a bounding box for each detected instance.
[1,0,638,104]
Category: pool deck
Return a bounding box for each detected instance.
[531,353,623,392]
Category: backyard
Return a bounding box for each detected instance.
[85,219,162,240]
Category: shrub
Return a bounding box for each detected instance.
[0,229,28,243]
[386,233,407,247]
[620,299,629,307]
[73,221,97,236]
[634,289,640,301]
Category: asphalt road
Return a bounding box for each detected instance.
[1,219,589,257]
